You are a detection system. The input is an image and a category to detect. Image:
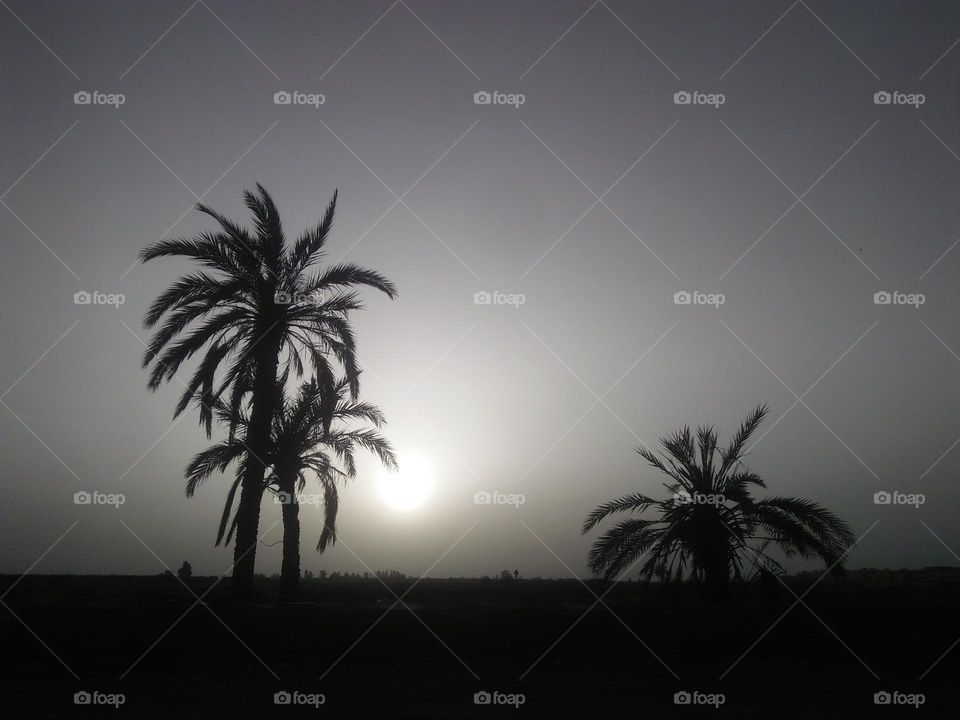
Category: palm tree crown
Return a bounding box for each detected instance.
[582,405,855,592]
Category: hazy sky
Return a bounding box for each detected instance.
[2,0,960,579]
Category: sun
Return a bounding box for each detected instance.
[377,450,435,511]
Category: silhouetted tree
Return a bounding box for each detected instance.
[186,373,395,600]
[141,185,395,598]
[582,405,854,601]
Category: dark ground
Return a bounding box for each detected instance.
[0,574,957,718]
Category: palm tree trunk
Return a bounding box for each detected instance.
[279,477,300,601]
[231,329,283,599]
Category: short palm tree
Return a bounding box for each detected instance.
[141,185,396,598]
[582,405,854,600]
[185,372,396,600]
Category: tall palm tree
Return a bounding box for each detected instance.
[185,372,396,600]
[582,405,854,600]
[141,185,396,598]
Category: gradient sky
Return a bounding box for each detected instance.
[2,0,960,579]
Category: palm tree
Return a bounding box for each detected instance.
[582,405,854,600]
[141,185,396,598]
[185,372,396,600]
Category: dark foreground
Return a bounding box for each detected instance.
[1,574,957,718]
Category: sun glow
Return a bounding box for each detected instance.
[377,450,435,511]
